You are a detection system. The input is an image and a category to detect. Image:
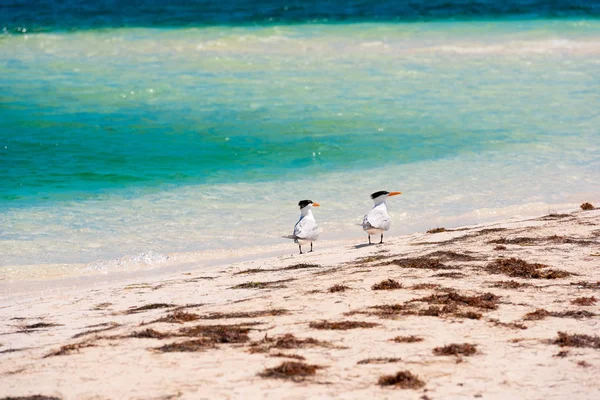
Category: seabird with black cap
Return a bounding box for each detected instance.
[292,199,321,254]
[362,190,402,244]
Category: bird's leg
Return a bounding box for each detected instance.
[298,245,302,254]
[380,234,384,244]
[310,242,313,252]
[368,235,371,244]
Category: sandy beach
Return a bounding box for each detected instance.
[1,207,599,399]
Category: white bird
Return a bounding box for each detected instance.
[362,190,402,244]
[292,199,321,254]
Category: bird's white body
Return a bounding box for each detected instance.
[293,208,321,245]
[362,202,392,234]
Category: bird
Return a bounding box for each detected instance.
[362,190,402,244]
[292,199,321,254]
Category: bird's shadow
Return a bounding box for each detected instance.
[354,243,377,249]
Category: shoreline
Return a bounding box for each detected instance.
[1,207,599,399]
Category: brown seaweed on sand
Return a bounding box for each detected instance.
[249,333,331,353]
[410,291,500,310]
[523,309,596,321]
[154,339,215,353]
[124,303,175,314]
[552,332,600,349]
[130,328,171,339]
[571,296,597,306]
[378,371,425,389]
[328,284,350,293]
[433,343,477,356]
[44,342,96,358]
[309,320,379,330]
[580,202,595,211]
[153,311,201,324]
[371,279,402,290]
[199,309,289,319]
[259,361,323,381]
[357,357,402,364]
[179,324,253,343]
[489,280,533,289]
[485,258,571,279]
[391,335,424,343]
[383,257,454,270]
[230,279,294,289]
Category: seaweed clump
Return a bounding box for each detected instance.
[552,332,600,349]
[378,370,425,389]
[385,257,452,270]
[524,309,596,321]
[391,335,423,343]
[259,361,323,381]
[154,311,200,323]
[309,320,379,330]
[433,343,477,356]
[124,303,175,314]
[199,309,289,319]
[371,279,402,290]
[154,339,214,353]
[485,258,571,279]
[179,324,253,343]
[230,279,294,289]
[427,227,447,234]
[249,333,330,353]
[571,296,597,306]
[43,342,95,358]
[581,202,595,211]
[357,357,402,365]
[328,284,350,293]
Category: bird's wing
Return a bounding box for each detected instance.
[363,208,391,231]
[293,217,321,241]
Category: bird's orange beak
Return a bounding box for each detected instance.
[312,203,321,207]
[388,192,402,196]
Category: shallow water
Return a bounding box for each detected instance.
[1,16,599,278]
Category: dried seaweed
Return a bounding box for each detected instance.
[130,328,171,339]
[410,291,500,310]
[357,357,402,364]
[154,339,215,353]
[378,371,425,389]
[124,303,175,314]
[153,311,201,324]
[259,361,322,381]
[249,333,330,353]
[489,280,533,289]
[269,352,305,360]
[570,281,600,290]
[372,279,402,290]
[384,257,454,270]
[571,296,597,306]
[199,309,289,319]
[427,227,447,234]
[328,284,350,293]
[391,335,423,343]
[425,251,481,261]
[433,343,477,356]
[523,309,596,321]
[410,283,442,290]
[44,342,95,358]
[552,332,600,349]
[22,322,62,330]
[432,272,465,278]
[230,279,294,289]
[485,258,571,279]
[309,320,379,330]
[581,202,595,211]
[487,318,527,330]
[179,324,252,343]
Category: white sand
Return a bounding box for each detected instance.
[1,209,599,400]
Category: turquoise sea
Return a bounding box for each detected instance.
[1,1,599,278]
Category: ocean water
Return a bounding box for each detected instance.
[1,1,599,279]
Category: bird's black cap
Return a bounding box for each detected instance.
[298,200,313,209]
[370,191,390,199]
